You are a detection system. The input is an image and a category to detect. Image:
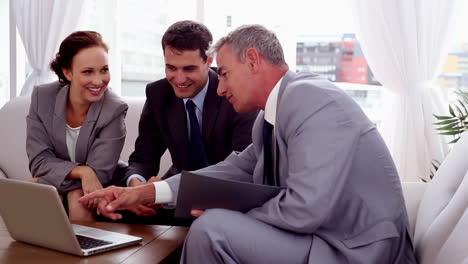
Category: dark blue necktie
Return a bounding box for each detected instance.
[263,120,275,186]
[186,100,209,170]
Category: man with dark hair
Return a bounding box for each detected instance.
[116,20,258,224]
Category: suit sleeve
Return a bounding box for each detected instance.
[26,86,80,191]
[166,143,258,201]
[84,103,128,187]
[125,88,168,180]
[247,86,362,234]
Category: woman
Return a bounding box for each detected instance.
[26,31,128,221]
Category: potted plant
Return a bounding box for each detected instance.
[434,89,468,144]
[426,88,468,181]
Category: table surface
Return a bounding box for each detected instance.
[0,216,189,264]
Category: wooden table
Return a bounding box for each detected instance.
[0,216,189,264]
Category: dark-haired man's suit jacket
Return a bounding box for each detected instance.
[120,69,258,182]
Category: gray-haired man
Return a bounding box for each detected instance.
[81,24,417,263]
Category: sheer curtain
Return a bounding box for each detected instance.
[351,0,458,181]
[12,0,84,96]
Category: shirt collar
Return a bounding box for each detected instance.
[183,78,209,111]
[264,76,284,126]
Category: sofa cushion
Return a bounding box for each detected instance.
[121,97,172,178]
[414,131,468,263]
[120,97,144,163]
[0,95,31,180]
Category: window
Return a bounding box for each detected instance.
[3,0,385,123]
[0,0,9,107]
[10,0,466,130]
[438,2,468,105]
[78,0,196,97]
[0,0,31,108]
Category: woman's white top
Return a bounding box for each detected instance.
[65,124,81,162]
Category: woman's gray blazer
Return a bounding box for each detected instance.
[26,81,128,193]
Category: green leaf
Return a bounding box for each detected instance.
[436,123,459,130]
[456,105,465,117]
[433,114,454,120]
[438,127,461,133]
[449,105,456,117]
[439,130,465,135]
[456,88,468,98]
[461,95,468,105]
[434,119,458,125]
[434,88,468,145]
[458,99,468,115]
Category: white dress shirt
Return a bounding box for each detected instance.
[125,81,210,188]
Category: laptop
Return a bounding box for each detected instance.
[0,178,142,256]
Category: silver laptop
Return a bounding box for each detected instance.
[0,178,142,256]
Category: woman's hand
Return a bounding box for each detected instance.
[77,166,103,209]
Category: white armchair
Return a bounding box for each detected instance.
[402,182,429,236]
[401,132,468,264]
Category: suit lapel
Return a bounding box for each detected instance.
[52,85,71,160]
[74,91,105,163]
[272,71,294,186]
[201,70,220,145]
[256,111,267,184]
[167,92,190,169]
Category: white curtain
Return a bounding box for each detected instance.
[351,0,458,181]
[12,0,84,96]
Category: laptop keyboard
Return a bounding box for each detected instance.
[76,234,112,249]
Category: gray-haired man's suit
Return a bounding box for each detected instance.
[167,71,417,263]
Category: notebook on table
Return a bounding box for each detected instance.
[175,171,284,219]
[0,178,142,256]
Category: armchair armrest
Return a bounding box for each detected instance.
[0,168,6,179]
[401,181,428,235]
